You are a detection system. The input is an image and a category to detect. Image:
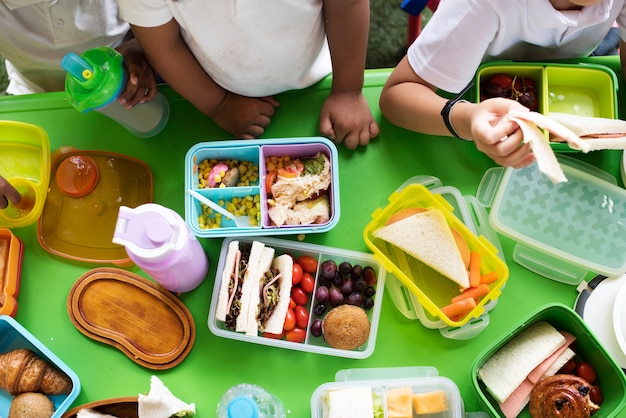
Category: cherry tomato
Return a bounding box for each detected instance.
[265,170,277,196]
[301,272,315,294]
[297,255,319,274]
[590,385,604,405]
[289,298,296,310]
[285,327,307,343]
[291,286,308,306]
[283,308,296,331]
[262,331,285,339]
[295,305,310,329]
[292,263,303,286]
[576,361,597,384]
[558,358,577,374]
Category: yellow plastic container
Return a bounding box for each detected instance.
[0,121,50,228]
[363,183,509,329]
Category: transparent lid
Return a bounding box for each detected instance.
[63,46,125,112]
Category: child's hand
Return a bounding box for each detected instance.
[469,98,536,168]
[319,92,380,149]
[0,176,21,209]
[116,40,158,109]
[210,92,279,139]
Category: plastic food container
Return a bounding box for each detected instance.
[0,229,24,317]
[207,236,385,359]
[0,121,51,228]
[471,303,626,418]
[311,367,470,418]
[475,61,618,153]
[0,315,80,418]
[38,149,153,266]
[477,155,626,285]
[185,137,339,238]
[363,176,509,334]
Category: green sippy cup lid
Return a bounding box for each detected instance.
[62,46,125,112]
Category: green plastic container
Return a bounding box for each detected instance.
[475,61,618,153]
[471,303,626,418]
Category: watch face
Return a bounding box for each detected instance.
[575,274,626,369]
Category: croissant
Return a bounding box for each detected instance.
[0,348,72,396]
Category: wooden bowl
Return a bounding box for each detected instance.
[61,396,138,418]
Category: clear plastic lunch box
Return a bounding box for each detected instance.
[207,236,386,359]
[363,176,509,339]
[477,155,626,285]
[185,137,339,238]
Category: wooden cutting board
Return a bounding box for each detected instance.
[67,268,195,370]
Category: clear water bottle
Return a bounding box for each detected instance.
[112,203,208,293]
[217,384,286,418]
[62,47,170,138]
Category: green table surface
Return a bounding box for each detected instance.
[1,56,625,417]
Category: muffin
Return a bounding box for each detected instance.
[8,392,55,418]
[322,305,370,350]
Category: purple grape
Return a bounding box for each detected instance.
[321,260,338,280]
[340,278,354,295]
[363,297,375,310]
[364,286,376,298]
[313,303,327,316]
[315,285,329,303]
[351,264,363,279]
[338,261,352,276]
[310,319,323,337]
[353,278,366,293]
[347,292,364,306]
[329,287,344,307]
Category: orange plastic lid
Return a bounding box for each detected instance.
[55,155,99,197]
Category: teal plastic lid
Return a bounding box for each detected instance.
[228,397,258,418]
[62,46,125,112]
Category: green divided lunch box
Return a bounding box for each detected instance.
[477,155,626,285]
[363,176,509,339]
[471,303,626,418]
[475,61,618,153]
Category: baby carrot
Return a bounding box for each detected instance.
[451,283,490,304]
[441,297,476,320]
[480,271,499,285]
[469,251,481,288]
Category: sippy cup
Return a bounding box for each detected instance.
[112,203,208,293]
[62,47,170,138]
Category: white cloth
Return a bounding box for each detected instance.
[408,0,626,93]
[116,0,332,97]
[0,0,129,94]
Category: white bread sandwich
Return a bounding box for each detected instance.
[478,321,567,404]
[321,387,383,418]
[215,240,292,337]
[548,112,626,150]
[373,209,469,289]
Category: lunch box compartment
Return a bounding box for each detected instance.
[363,176,509,338]
[185,137,339,237]
[471,303,626,418]
[207,236,385,359]
[475,62,618,153]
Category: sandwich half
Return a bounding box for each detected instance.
[256,254,293,335]
[373,209,469,289]
[242,245,276,336]
[215,240,244,328]
[548,112,626,150]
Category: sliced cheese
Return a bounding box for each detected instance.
[413,390,448,414]
[385,386,412,418]
[327,387,374,418]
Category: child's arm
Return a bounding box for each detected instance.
[321,0,379,149]
[0,176,20,209]
[130,19,279,139]
[380,56,536,168]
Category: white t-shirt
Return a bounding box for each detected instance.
[408,0,626,93]
[116,0,332,97]
[0,0,129,95]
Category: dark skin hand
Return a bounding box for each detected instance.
[115,38,158,108]
[0,177,20,209]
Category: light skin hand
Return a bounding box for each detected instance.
[115,38,158,108]
[0,176,20,209]
[463,98,536,168]
[319,92,380,149]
